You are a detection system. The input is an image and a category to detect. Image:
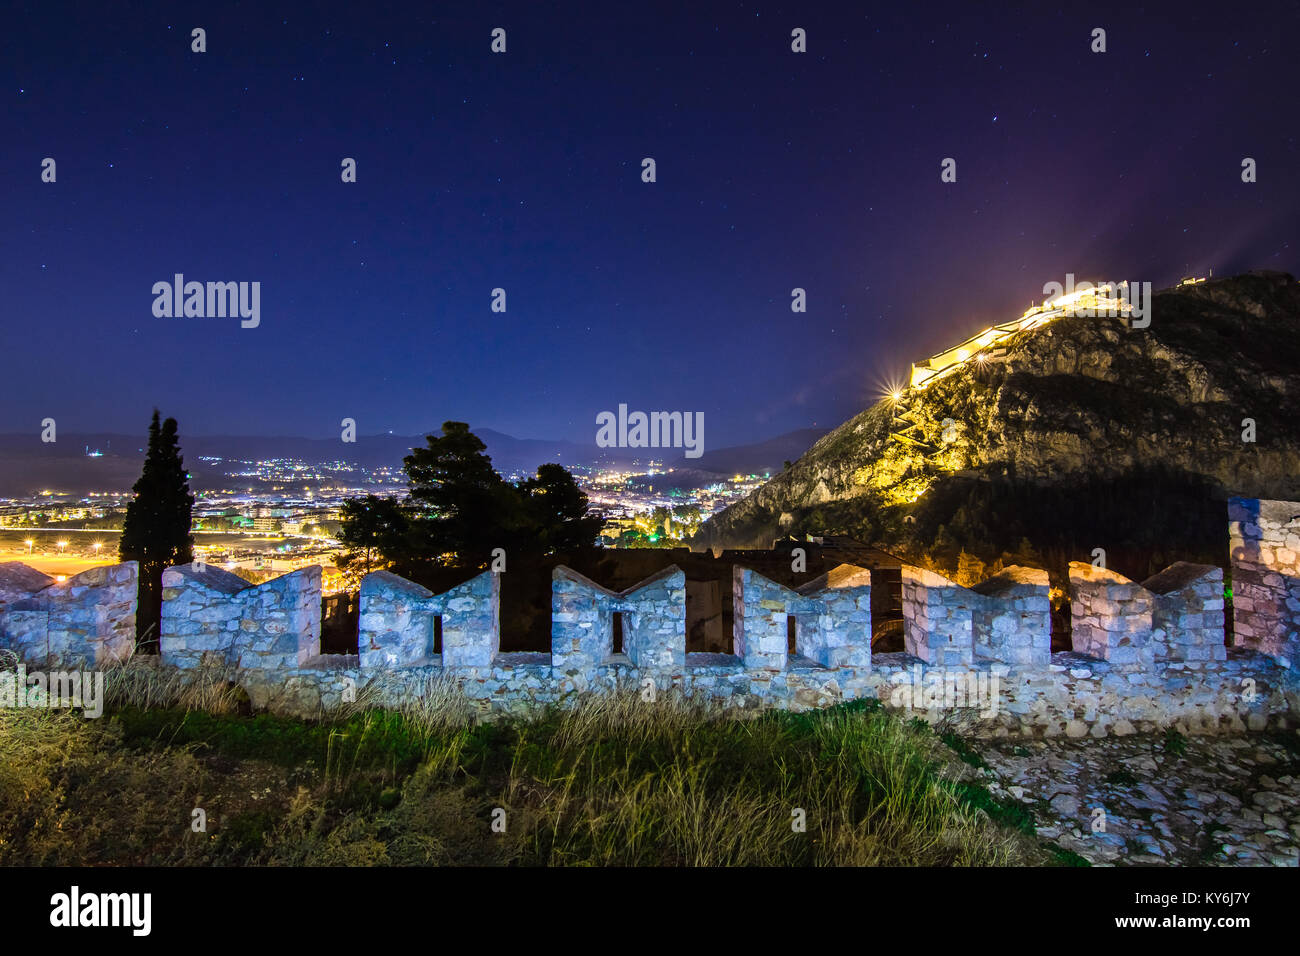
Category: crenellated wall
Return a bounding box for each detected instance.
[971,566,1052,668]
[903,564,1051,669]
[3,498,1299,737]
[731,564,873,672]
[903,566,977,667]
[359,569,499,671]
[552,565,685,676]
[0,562,137,666]
[1144,562,1227,663]
[1068,562,1160,670]
[1068,561,1227,669]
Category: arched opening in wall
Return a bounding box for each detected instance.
[611,611,624,656]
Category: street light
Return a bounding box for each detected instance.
[24,539,34,555]
[57,540,68,554]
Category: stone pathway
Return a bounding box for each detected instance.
[973,732,1300,866]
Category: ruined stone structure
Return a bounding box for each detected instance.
[3,499,1299,738]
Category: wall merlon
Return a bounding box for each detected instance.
[1229,496,1300,668]
[161,563,320,670]
[0,561,137,666]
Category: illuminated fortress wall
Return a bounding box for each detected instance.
[2,499,1299,738]
[908,283,1133,390]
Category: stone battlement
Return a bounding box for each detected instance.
[2,498,1299,738]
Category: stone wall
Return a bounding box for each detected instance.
[1069,561,1227,669]
[790,564,873,670]
[1069,562,1160,670]
[904,564,1051,669]
[1230,496,1300,669]
[902,566,976,667]
[358,569,499,671]
[161,563,321,669]
[870,650,1291,739]
[4,497,1300,738]
[0,562,55,608]
[552,565,685,678]
[1144,562,1226,663]
[0,562,137,666]
[971,566,1052,668]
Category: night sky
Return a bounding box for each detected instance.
[4,1,1298,449]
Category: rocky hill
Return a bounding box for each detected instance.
[696,271,1300,582]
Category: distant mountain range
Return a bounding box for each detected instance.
[0,425,830,497]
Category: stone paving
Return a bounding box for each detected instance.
[975,732,1300,866]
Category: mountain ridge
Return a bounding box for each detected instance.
[696,271,1300,567]
[0,425,828,496]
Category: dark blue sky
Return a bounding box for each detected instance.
[3,1,1297,448]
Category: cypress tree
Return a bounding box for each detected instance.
[119,410,195,648]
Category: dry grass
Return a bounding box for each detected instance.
[103,654,248,714]
[0,659,1047,866]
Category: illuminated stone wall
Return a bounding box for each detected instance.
[160,563,320,669]
[1068,562,1160,670]
[0,562,137,666]
[359,569,499,671]
[971,565,1052,668]
[1229,496,1300,669]
[902,566,977,667]
[3,498,1298,737]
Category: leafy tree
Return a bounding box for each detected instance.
[956,549,985,586]
[519,463,604,554]
[402,422,524,567]
[336,495,409,574]
[345,422,603,573]
[119,411,195,647]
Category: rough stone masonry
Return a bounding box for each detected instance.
[1,497,1298,738]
